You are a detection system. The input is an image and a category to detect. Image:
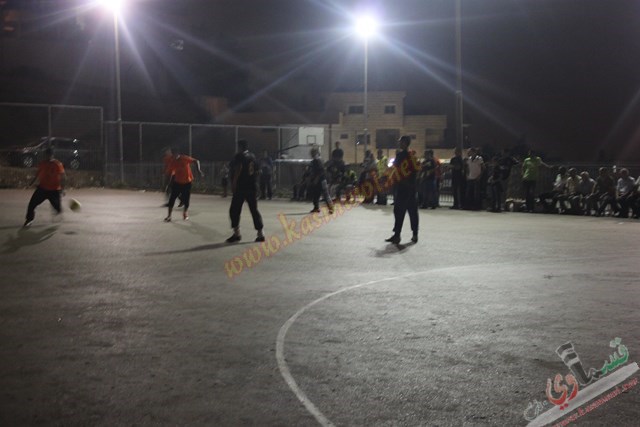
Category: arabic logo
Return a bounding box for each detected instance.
[545,373,579,409]
[523,337,630,421]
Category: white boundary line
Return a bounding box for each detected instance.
[275,257,640,426]
[275,266,473,426]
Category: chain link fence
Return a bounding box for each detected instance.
[0,102,104,171]
[103,121,320,195]
[2,103,638,203]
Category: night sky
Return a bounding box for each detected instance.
[92,0,640,160]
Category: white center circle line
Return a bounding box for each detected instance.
[275,254,639,426]
[275,264,490,426]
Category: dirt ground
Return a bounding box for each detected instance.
[0,188,639,426]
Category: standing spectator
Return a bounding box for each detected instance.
[164,148,203,222]
[498,149,519,210]
[360,150,377,204]
[433,153,442,208]
[386,136,419,244]
[616,168,636,218]
[420,149,438,209]
[521,150,552,212]
[24,147,66,228]
[259,150,273,200]
[375,149,389,205]
[309,146,334,214]
[487,156,503,212]
[449,147,465,209]
[219,162,230,198]
[226,140,265,242]
[464,147,484,210]
[331,141,344,162]
[539,166,569,213]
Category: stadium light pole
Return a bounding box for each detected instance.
[101,0,125,183]
[355,15,378,159]
[455,0,464,153]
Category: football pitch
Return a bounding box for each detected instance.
[1,188,639,426]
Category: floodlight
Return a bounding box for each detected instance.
[355,15,378,39]
[99,0,123,13]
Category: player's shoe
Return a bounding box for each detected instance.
[23,220,33,228]
[385,234,400,244]
[310,208,320,213]
[328,205,334,214]
[255,231,265,242]
[226,234,241,243]
[411,233,418,243]
[164,216,171,222]
[183,211,189,220]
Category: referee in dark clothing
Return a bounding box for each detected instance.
[226,140,265,243]
[386,136,419,244]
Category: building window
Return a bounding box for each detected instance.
[340,133,349,139]
[384,105,396,114]
[348,105,364,114]
[425,129,444,146]
[376,129,400,149]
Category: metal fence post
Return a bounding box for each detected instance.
[277,127,281,192]
[47,105,52,138]
[138,123,143,161]
[101,109,106,184]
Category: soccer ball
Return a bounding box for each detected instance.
[69,198,81,212]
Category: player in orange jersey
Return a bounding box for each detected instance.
[24,147,66,227]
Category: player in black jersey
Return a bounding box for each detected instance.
[226,140,265,243]
[308,146,334,214]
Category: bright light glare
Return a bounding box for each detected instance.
[99,0,123,12]
[355,15,378,39]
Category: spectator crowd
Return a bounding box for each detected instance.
[288,142,640,220]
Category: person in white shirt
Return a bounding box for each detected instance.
[464,147,484,210]
[539,166,568,213]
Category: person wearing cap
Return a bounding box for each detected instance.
[385,136,419,244]
[24,147,66,227]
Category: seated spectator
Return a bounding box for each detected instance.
[564,168,581,214]
[326,159,346,200]
[590,167,617,216]
[616,168,637,218]
[572,171,595,215]
[539,166,568,213]
[336,168,358,203]
[634,176,640,219]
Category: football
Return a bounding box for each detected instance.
[69,198,81,212]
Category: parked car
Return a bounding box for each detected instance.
[8,137,92,170]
